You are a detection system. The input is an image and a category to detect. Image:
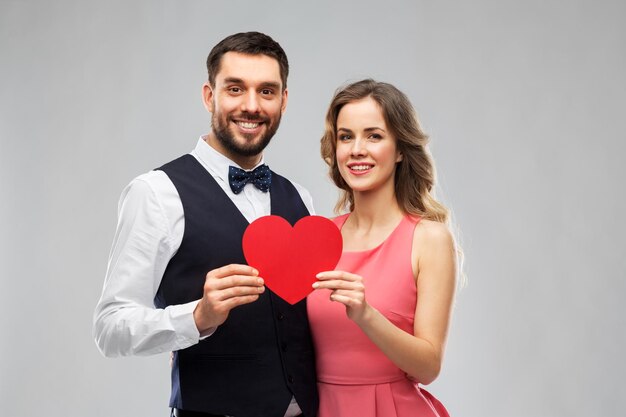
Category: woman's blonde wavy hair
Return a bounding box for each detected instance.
[321,79,449,224]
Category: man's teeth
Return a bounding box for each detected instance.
[351,165,372,171]
[237,121,260,129]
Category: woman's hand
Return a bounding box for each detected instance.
[313,271,373,323]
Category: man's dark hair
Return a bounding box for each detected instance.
[206,31,289,90]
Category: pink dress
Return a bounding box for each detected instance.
[307,214,450,417]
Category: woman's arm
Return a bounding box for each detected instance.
[313,220,457,384]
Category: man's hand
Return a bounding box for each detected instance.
[193,264,265,334]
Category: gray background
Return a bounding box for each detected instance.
[1,0,625,416]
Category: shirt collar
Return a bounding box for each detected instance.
[194,135,266,181]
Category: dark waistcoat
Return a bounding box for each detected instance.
[155,154,318,417]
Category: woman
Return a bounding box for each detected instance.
[308,79,457,417]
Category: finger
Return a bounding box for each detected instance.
[220,294,262,310]
[207,264,259,279]
[316,270,362,281]
[206,275,265,291]
[328,293,363,308]
[313,279,364,292]
[331,289,365,304]
[216,284,265,301]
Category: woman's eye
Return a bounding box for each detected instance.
[338,134,351,141]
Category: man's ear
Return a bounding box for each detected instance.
[202,83,214,113]
[280,88,288,114]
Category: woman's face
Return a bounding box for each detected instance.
[335,97,402,194]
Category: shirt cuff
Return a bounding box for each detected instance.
[168,300,201,347]
[169,300,217,345]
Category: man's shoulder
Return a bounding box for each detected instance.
[155,154,197,173]
[122,168,177,203]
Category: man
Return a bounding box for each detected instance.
[93,32,318,417]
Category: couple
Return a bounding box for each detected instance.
[93,32,457,417]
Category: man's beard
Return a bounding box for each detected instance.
[212,111,281,157]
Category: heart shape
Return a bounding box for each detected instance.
[242,215,343,304]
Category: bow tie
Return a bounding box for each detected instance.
[228,164,272,194]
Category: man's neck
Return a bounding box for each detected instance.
[203,134,262,169]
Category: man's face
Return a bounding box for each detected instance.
[204,52,288,164]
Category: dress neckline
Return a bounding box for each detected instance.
[335,213,409,254]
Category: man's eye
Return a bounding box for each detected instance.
[261,89,274,95]
[229,87,242,93]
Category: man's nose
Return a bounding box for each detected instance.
[241,91,261,114]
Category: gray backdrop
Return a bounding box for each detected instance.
[1,1,625,416]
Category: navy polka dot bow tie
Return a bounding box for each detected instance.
[228,164,272,194]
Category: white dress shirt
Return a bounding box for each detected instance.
[94,137,314,416]
[94,136,314,353]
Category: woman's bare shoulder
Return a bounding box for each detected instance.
[413,219,454,249]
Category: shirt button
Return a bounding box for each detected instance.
[277,313,284,320]
[288,376,294,384]
[282,343,288,352]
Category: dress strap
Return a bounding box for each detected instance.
[331,213,350,229]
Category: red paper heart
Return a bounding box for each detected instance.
[242,215,343,304]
